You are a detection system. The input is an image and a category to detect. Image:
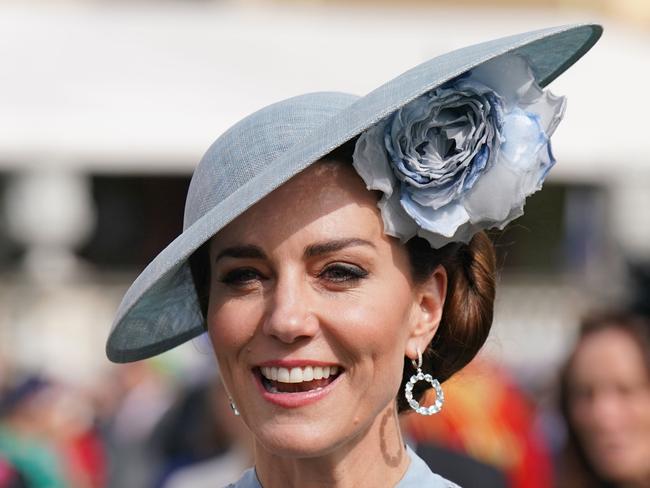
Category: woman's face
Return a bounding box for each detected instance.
[206,161,444,458]
[568,327,650,484]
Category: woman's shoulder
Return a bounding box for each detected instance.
[224,467,260,488]
[397,445,461,488]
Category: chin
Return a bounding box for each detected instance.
[255,423,347,459]
[594,453,645,485]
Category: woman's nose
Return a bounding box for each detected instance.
[262,273,318,344]
[590,391,626,427]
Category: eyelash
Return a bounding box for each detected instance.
[219,263,368,287]
[220,268,265,286]
[319,263,368,283]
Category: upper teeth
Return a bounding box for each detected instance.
[260,365,339,383]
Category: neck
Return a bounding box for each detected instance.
[253,403,410,488]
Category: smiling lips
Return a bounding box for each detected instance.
[258,365,342,394]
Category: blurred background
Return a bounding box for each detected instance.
[1,0,649,487]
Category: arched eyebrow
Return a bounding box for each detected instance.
[213,238,375,264]
[304,238,375,258]
[214,244,266,264]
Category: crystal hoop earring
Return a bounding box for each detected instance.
[404,348,444,415]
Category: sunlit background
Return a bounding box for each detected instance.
[1,0,648,486]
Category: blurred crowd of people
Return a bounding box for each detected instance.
[1,311,648,488]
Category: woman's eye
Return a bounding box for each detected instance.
[220,268,264,286]
[319,264,368,283]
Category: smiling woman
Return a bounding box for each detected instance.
[107,25,601,488]
[559,312,650,488]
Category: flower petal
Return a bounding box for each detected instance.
[500,108,547,171]
[377,192,418,241]
[418,220,480,248]
[470,54,535,110]
[521,90,566,137]
[471,53,566,135]
[400,190,470,238]
[463,153,531,224]
[352,121,395,196]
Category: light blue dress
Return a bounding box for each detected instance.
[226,446,460,487]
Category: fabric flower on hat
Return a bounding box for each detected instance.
[352,54,566,248]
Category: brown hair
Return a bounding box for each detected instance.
[557,311,650,487]
[190,139,497,413]
[396,232,496,412]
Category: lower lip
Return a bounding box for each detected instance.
[253,369,343,408]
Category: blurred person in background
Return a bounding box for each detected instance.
[0,375,107,488]
[558,312,650,488]
[0,456,28,488]
[155,376,253,488]
[98,362,175,488]
[0,376,67,487]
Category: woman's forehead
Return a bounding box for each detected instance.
[210,161,387,251]
[572,328,648,383]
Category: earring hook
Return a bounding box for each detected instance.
[411,347,423,370]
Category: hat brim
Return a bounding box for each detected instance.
[107,23,602,363]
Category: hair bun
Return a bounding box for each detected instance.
[399,232,496,412]
[434,231,496,381]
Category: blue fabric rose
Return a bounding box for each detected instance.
[352,54,566,248]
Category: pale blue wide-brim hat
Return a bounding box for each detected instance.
[107,24,602,363]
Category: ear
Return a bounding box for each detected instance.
[405,265,447,361]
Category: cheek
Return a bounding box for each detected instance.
[570,401,602,438]
[326,284,414,376]
[568,390,601,433]
[630,388,650,432]
[207,298,263,357]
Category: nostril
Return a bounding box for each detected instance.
[262,310,319,344]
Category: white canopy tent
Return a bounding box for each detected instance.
[1,3,648,180]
